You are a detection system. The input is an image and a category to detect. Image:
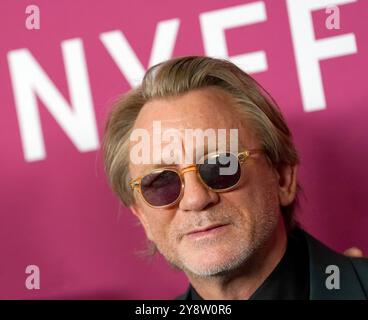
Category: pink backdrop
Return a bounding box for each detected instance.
[0,0,367,299]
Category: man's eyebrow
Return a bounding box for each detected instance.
[137,144,244,176]
[152,163,178,169]
[138,163,178,176]
[195,144,242,158]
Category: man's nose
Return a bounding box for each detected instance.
[178,169,219,212]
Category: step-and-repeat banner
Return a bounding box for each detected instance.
[0,0,367,299]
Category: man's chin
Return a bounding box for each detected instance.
[177,246,252,278]
[181,259,243,278]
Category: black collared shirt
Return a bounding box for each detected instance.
[187,227,310,300]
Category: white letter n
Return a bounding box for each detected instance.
[7,38,99,162]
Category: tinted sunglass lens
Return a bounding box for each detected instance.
[141,170,181,206]
[199,153,241,190]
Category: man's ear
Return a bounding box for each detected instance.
[275,164,298,206]
[130,204,154,241]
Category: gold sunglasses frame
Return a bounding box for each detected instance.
[129,149,263,209]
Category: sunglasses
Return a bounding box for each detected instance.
[129,149,263,208]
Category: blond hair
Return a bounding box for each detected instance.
[103,56,301,230]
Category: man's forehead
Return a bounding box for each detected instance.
[134,87,244,128]
[130,117,252,155]
[134,108,238,133]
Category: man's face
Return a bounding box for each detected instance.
[129,87,283,277]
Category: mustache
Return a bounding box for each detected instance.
[174,207,237,240]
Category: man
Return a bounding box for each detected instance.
[103,56,368,299]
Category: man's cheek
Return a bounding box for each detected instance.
[149,221,171,245]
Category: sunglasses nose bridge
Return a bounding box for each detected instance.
[179,164,206,191]
[180,165,197,176]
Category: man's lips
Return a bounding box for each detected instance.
[185,223,230,239]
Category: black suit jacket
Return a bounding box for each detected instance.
[176,228,368,300]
